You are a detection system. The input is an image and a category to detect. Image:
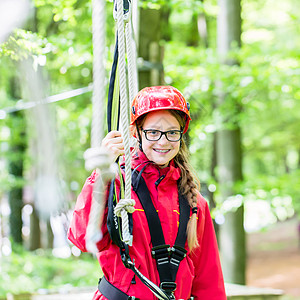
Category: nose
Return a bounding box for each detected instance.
[157,132,169,144]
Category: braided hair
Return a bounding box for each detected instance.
[174,139,200,251]
[169,110,200,250]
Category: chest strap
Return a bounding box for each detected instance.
[132,170,190,295]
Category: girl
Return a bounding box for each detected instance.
[68,86,226,300]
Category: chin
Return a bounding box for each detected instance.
[157,163,168,168]
[153,159,169,168]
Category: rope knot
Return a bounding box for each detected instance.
[114,198,135,216]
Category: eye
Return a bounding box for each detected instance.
[148,130,159,135]
[168,130,179,136]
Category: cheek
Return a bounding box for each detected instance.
[142,140,154,154]
[173,143,180,154]
[141,137,151,148]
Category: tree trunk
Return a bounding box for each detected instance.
[46,219,54,248]
[29,205,41,250]
[217,0,242,58]
[187,0,208,48]
[8,111,26,245]
[217,127,245,284]
[197,0,209,48]
[216,0,246,284]
[160,4,171,42]
[138,6,165,88]
[187,13,200,47]
[8,75,25,245]
[211,132,220,239]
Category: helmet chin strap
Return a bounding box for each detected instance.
[135,123,143,152]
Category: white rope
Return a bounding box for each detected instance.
[91,0,106,147]
[116,0,134,245]
[125,21,139,101]
[85,0,108,253]
[115,198,136,216]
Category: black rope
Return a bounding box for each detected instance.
[107,35,120,132]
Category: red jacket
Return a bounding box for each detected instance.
[68,151,226,300]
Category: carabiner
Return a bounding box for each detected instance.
[120,243,136,269]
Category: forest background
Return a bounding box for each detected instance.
[0,0,299,298]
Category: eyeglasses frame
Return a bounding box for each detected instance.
[141,128,183,142]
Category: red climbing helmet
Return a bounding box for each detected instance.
[130,86,191,134]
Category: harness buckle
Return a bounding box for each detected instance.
[151,244,171,258]
[160,281,177,293]
[171,245,187,259]
[170,245,187,267]
[151,244,171,265]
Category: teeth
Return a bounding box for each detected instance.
[155,149,169,153]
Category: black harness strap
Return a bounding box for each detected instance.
[132,171,165,245]
[132,170,189,293]
[99,276,138,300]
[168,192,189,280]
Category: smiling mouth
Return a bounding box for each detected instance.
[154,149,170,153]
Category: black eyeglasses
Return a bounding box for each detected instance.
[142,129,183,142]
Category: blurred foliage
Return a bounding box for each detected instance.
[0,0,298,214]
[0,0,300,294]
[0,245,100,297]
[0,29,47,61]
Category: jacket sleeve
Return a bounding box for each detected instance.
[67,170,111,252]
[190,196,226,300]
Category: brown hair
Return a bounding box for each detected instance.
[133,110,200,251]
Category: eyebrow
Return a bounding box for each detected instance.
[144,126,180,130]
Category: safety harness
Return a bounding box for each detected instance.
[100,167,192,300]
